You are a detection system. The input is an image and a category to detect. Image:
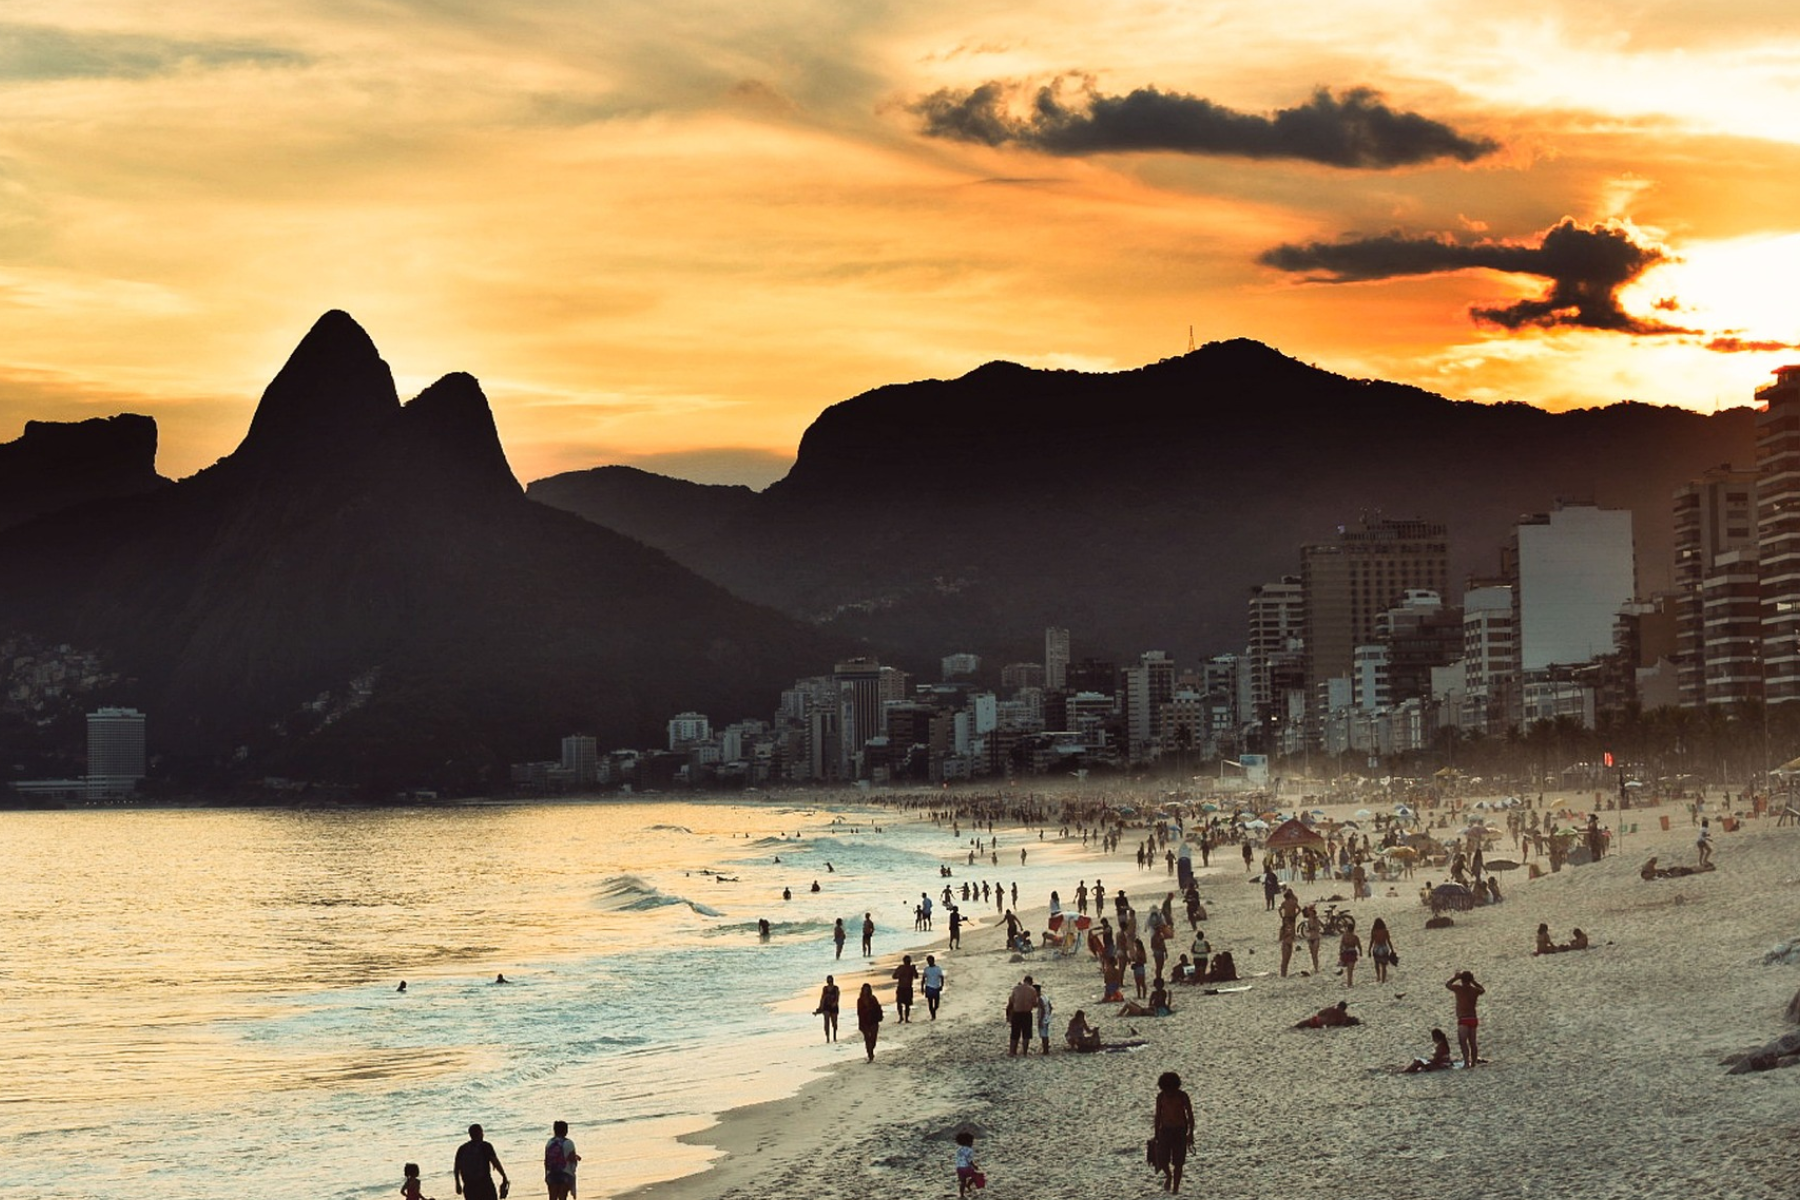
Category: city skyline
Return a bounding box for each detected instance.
[3,3,1800,485]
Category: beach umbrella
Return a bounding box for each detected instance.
[1483,859,1520,872]
[1201,802,1219,812]
[1381,846,1418,859]
[1355,808,1373,819]
[1393,804,1414,816]
[1245,818,1270,830]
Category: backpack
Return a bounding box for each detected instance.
[545,1138,568,1175]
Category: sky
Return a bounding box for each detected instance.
[3,2,1800,487]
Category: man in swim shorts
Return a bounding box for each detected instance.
[1447,970,1486,1067]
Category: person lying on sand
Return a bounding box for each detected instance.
[1294,1000,1360,1029]
[1403,1028,1454,1073]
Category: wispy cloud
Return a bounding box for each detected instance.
[1259,218,1688,333]
[0,23,305,82]
[911,79,1497,168]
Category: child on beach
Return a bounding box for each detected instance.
[401,1163,434,1200]
[954,1131,980,1195]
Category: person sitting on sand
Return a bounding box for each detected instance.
[1565,927,1589,951]
[1294,999,1360,1029]
[1066,1009,1102,1052]
[1170,954,1192,984]
[1121,976,1173,1018]
[1204,950,1238,983]
[1535,923,1556,956]
[1403,1028,1454,1073]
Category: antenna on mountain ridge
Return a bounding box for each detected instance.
[1187,325,1195,353]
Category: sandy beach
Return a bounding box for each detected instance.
[622,792,1800,1200]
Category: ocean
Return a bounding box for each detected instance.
[0,796,1093,1199]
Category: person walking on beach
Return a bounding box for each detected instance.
[856,982,884,1062]
[1035,982,1054,1054]
[1447,970,1486,1067]
[1301,906,1322,973]
[861,912,875,956]
[1697,819,1713,867]
[1007,974,1038,1056]
[1242,842,1253,872]
[833,918,846,960]
[954,1131,980,1197]
[453,1124,508,1200]
[1368,918,1397,984]
[543,1120,579,1200]
[892,954,919,1023]
[1338,922,1362,987]
[923,955,946,1019]
[816,975,840,1042]
[948,906,962,949]
[1152,1071,1195,1194]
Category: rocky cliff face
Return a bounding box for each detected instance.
[0,312,836,790]
[0,413,168,532]
[531,340,1757,671]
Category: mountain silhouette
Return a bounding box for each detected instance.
[530,340,1756,671]
[0,414,168,532]
[0,312,835,791]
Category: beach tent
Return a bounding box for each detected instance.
[1263,817,1327,852]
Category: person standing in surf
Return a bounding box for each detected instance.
[833,918,846,960]
[861,912,875,956]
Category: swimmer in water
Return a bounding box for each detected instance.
[397,980,407,993]
[495,973,509,984]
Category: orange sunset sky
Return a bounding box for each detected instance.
[3,2,1800,487]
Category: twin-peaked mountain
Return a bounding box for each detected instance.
[530,341,1757,670]
[0,312,836,789]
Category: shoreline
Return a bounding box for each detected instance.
[618,791,1800,1200]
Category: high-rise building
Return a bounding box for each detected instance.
[1512,503,1635,672]
[835,658,886,777]
[561,735,599,784]
[1673,466,1759,707]
[1461,583,1516,733]
[1044,627,1070,691]
[86,706,145,795]
[1302,516,1449,734]
[667,711,711,750]
[1122,650,1176,762]
[1758,365,1800,706]
[1246,576,1304,727]
[1000,662,1045,692]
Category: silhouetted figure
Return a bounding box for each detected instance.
[397,980,406,993]
[453,1123,508,1200]
[494,973,508,984]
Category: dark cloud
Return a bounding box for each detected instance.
[1704,337,1800,353]
[910,80,1496,168]
[0,24,304,82]
[1259,218,1689,334]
